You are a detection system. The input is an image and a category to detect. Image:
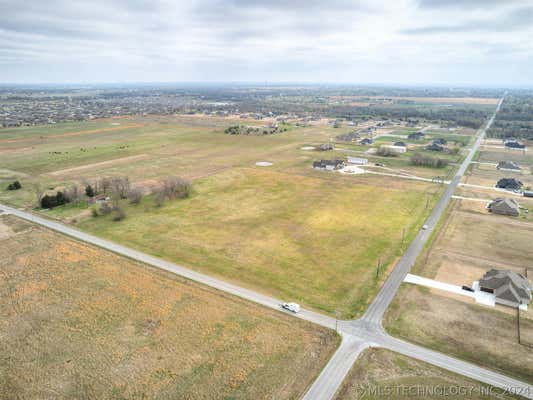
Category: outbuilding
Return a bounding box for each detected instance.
[347,156,368,165]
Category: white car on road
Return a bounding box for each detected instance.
[281,302,300,313]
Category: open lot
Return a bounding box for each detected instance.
[0,117,442,318]
[0,214,338,399]
[384,285,533,384]
[335,348,520,400]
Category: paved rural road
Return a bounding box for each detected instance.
[2,98,532,399]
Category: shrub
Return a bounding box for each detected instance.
[90,207,99,217]
[99,202,112,215]
[6,181,21,190]
[112,206,126,221]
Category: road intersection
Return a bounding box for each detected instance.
[1,97,532,399]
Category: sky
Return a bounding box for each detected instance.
[1,0,532,86]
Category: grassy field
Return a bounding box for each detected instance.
[335,348,520,400]
[0,214,338,399]
[384,285,533,384]
[77,168,437,317]
[1,117,443,318]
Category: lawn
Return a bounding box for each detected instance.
[335,348,520,400]
[78,167,437,318]
[0,214,339,399]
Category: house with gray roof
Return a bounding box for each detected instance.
[497,161,521,171]
[487,198,520,217]
[479,269,532,308]
[313,159,345,171]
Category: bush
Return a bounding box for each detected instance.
[410,153,449,168]
[90,207,99,217]
[40,191,69,209]
[112,206,126,221]
[6,181,21,190]
[99,202,112,215]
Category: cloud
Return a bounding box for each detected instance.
[0,0,532,85]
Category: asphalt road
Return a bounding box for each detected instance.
[2,97,531,400]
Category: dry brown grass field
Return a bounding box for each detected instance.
[385,286,533,384]
[335,348,521,400]
[0,214,338,399]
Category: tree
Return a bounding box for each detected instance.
[127,187,143,204]
[40,191,69,209]
[85,185,95,197]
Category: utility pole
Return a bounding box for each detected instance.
[517,304,521,345]
[376,258,381,278]
[401,227,406,246]
[335,310,339,332]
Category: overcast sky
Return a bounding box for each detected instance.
[1,0,532,86]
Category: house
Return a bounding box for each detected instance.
[347,156,368,165]
[318,143,334,151]
[497,161,521,171]
[360,138,374,145]
[425,143,444,152]
[479,269,532,308]
[381,144,407,154]
[496,177,523,192]
[505,141,526,149]
[394,141,407,147]
[408,132,425,140]
[313,159,345,171]
[487,197,520,216]
[433,138,447,145]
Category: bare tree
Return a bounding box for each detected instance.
[127,187,143,204]
[65,185,82,204]
[162,176,191,200]
[99,177,111,194]
[110,176,130,199]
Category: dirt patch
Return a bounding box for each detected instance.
[45,154,150,176]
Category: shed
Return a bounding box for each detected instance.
[347,156,368,165]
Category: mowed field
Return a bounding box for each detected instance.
[335,348,520,400]
[0,117,440,318]
[0,215,338,399]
